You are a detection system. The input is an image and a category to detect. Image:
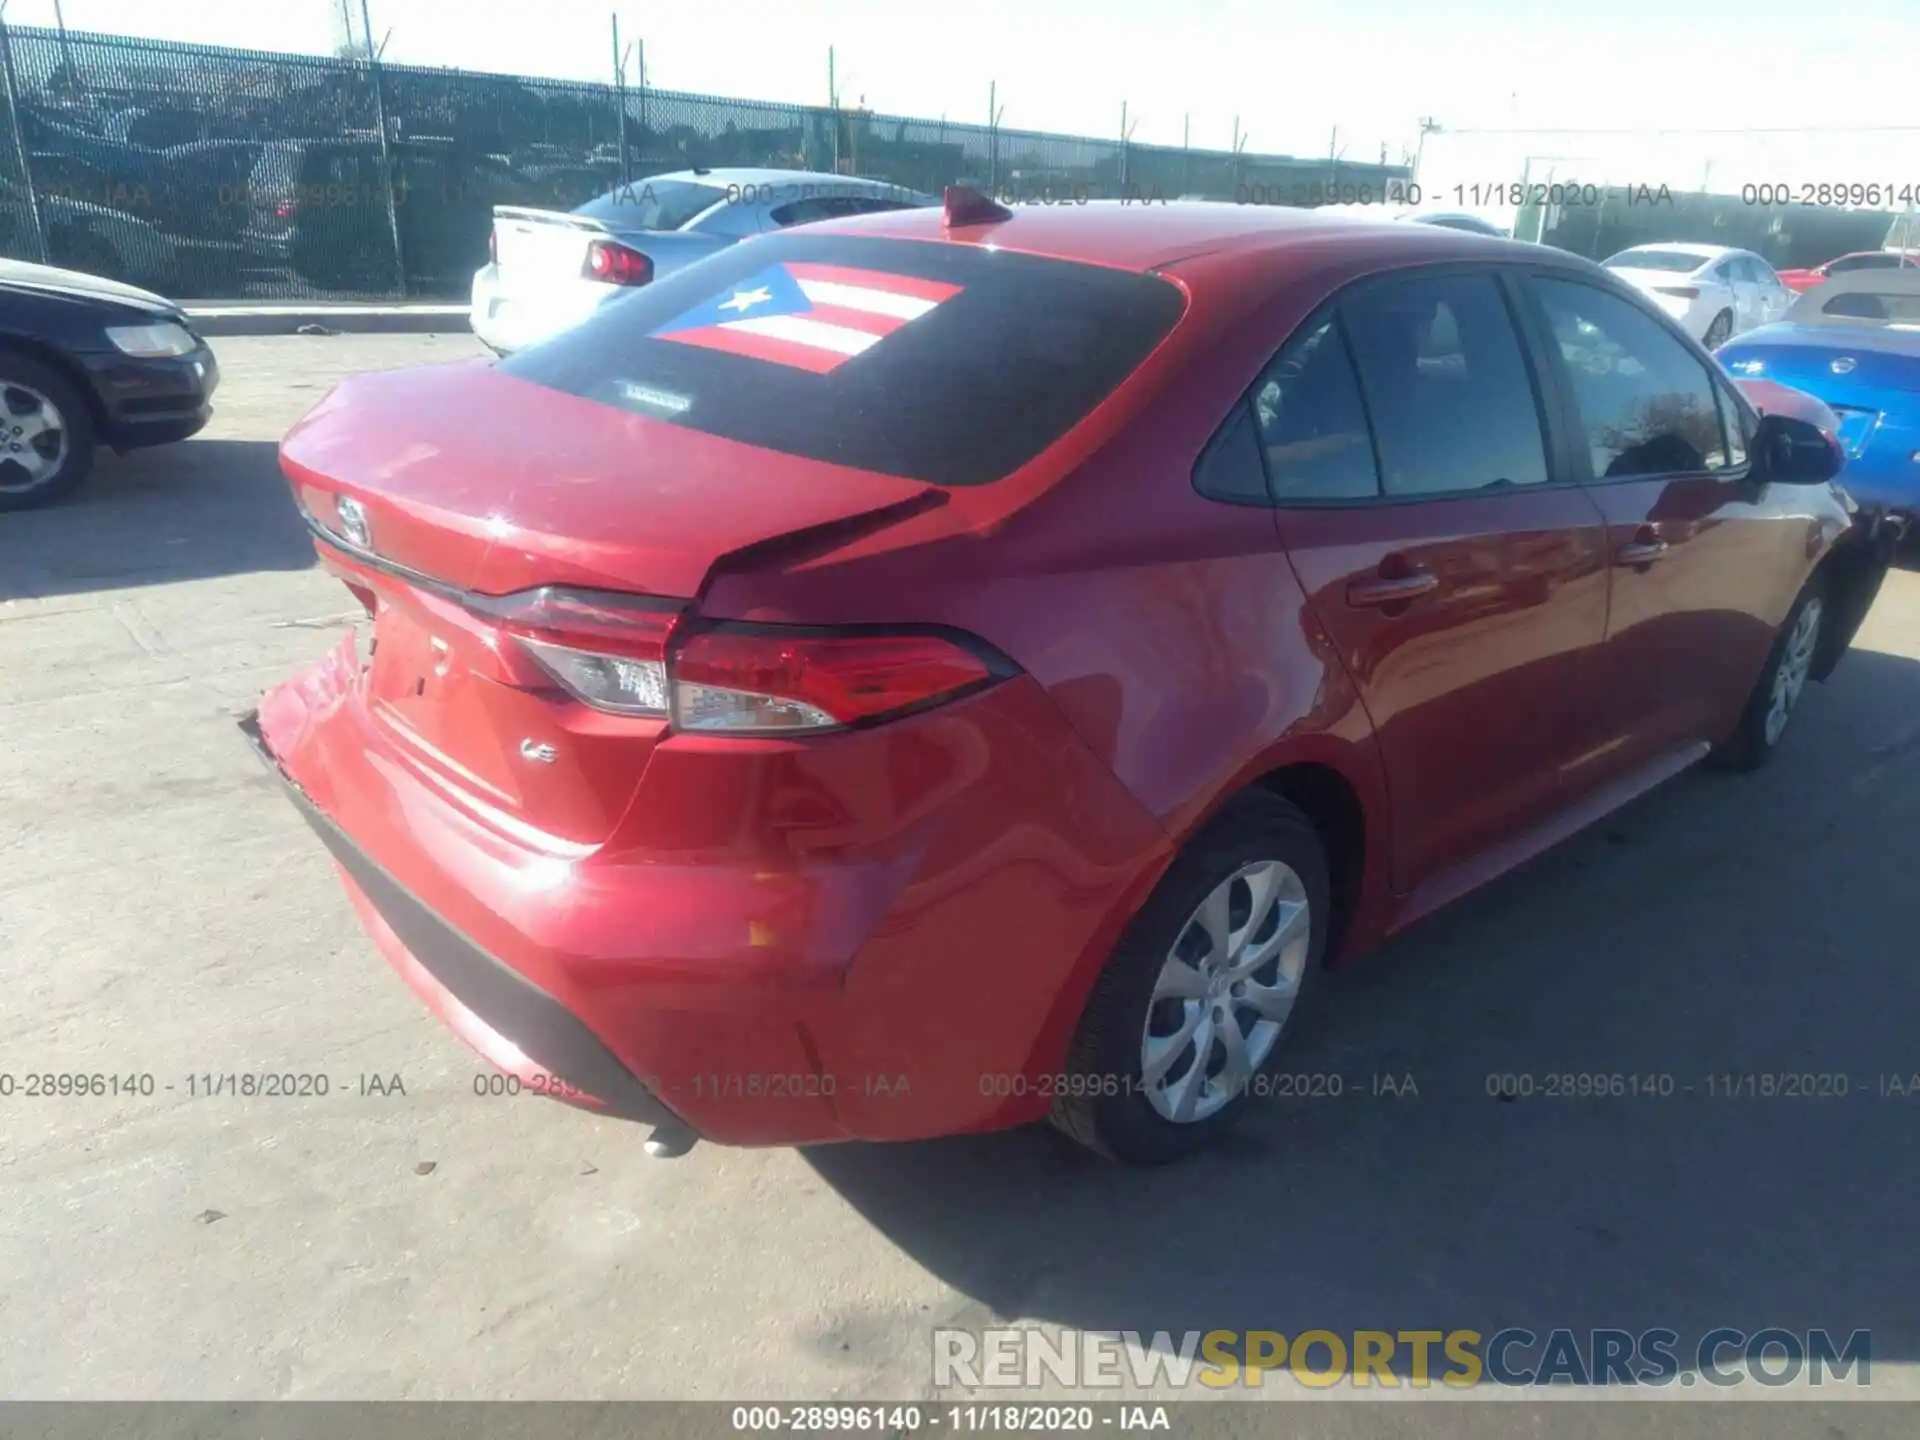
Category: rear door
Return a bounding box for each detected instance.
[1518,272,1812,766]
[1264,269,1612,899]
[1704,256,1742,334]
[1728,256,1763,332]
[1747,255,1794,323]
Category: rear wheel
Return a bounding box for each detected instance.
[1703,310,1733,349]
[1713,584,1825,771]
[0,354,97,512]
[1051,792,1329,1164]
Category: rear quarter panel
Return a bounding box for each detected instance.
[697,247,1403,964]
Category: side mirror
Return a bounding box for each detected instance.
[1753,412,1842,484]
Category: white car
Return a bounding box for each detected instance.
[1600,243,1793,349]
[471,167,934,354]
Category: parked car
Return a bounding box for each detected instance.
[1601,243,1792,347]
[1716,271,1920,545]
[470,167,936,353]
[0,173,181,291]
[1775,249,1920,294]
[249,196,1890,1164]
[1307,202,1510,237]
[0,258,218,510]
[159,140,266,244]
[1404,210,1510,237]
[239,138,527,295]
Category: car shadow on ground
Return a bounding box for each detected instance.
[0,439,312,602]
[804,645,1920,1380]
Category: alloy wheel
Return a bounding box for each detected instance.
[1764,596,1823,746]
[1140,859,1311,1124]
[0,383,70,495]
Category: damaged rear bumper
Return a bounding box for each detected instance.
[237,709,692,1134]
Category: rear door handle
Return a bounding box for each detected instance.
[1346,570,1439,607]
[1615,526,1670,567]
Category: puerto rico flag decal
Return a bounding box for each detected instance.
[649,263,963,373]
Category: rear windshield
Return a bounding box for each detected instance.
[576,180,727,230]
[1816,290,1920,323]
[1826,253,1907,274]
[1604,250,1706,273]
[501,234,1188,486]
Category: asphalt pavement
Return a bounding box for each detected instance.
[1,335,1917,1421]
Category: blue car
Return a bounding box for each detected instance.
[1717,271,1920,556]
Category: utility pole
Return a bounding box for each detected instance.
[50,0,76,90]
[636,40,646,160]
[987,80,999,191]
[612,14,629,185]
[1119,101,1128,189]
[1412,116,1441,185]
[828,46,838,173]
[358,0,405,295]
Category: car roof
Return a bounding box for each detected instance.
[788,198,1562,275]
[1615,242,1733,259]
[1791,268,1920,305]
[642,167,907,189]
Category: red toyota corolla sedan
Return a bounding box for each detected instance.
[247,191,1894,1164]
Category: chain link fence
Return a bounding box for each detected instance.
[0,22,1410,300]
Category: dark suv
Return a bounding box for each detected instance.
[238,138,525,295]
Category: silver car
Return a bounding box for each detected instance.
[470,166,936,353]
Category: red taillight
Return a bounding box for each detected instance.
[472,587,682,716]
[273,198,299,220]
[583,239,652,286]
[1655,285,1699,299]
[670,628,997,733]
[462,587,1003,733]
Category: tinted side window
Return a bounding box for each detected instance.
[315,150,364,188]
[396,148,448,189]
[1532,277,1729,480]
[693,198,762,237]
[1340,273,1549,497]
[1828,253,1900,274]
[1248,312,1380,501]
[770,198,834,226]
[1192,401,1271,505]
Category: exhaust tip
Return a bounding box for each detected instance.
[643,1124,699,1159]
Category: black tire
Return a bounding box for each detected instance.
[1703,310,1733,350]
[1051,791,1331,1165]
[1711,581,1826,772]
[0,352,97,513]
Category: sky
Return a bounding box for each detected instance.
[7,0,1919,185]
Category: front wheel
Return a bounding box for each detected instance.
[1051,792,1330,1164]
[0,354,97,512]
[1712,585,1825,771]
